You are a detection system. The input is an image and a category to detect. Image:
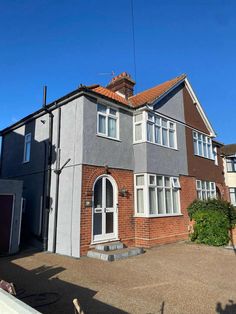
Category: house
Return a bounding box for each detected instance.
[221,144,236,206]
[0,72,228,258]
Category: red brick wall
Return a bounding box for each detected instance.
[135,175,195,247]
[80,164,135,256]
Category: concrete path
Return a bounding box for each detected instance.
[0,242,236,313]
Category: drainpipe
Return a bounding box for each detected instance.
[42,86,54,251]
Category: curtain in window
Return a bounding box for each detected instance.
[108,117,116,138]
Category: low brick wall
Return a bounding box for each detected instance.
[229,227,236,246]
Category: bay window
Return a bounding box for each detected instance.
[196,180,216,200]
[97,104,118,139]
[134,111,177,149]
[193,131,213,159]
[135,173,181,217]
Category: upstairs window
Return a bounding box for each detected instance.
[97,104,118,139]
[23,133,31,163]
[226,157,236,172]
[134,113,144,142]
[193,131,213,159]
[147,113,177,149]
[196,180,216,200]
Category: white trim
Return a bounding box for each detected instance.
[97,104,120,140]
[185,78,216,137]
[23,133,31,163]
[92,174,118,243]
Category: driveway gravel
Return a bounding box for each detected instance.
[0,242,236,314]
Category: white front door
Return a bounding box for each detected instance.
[93,176,118,243]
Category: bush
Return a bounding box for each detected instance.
[190,209,230,246]
[188,199,236,228]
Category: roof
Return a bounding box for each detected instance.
[129,74,186,107]
[89,85,129,106]
[221,144,236,156]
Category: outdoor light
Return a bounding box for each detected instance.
[119,187,128,197]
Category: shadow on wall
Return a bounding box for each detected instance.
[216,300,236,313]
[0,119,57,245]
[0,249,127,314]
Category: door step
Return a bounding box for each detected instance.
[87,242,144,262]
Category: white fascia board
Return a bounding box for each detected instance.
[184,78,216,137]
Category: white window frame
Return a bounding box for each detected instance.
[229,188,236,206]
[97,104,119,140]
[23,133,31,163]
[134,173,181,217]
[193,130,213,160]
[196,180,216,200]
[213,146,218,165]
[133,112,145,143]
[226,157,236,172]
[146,112,177,149]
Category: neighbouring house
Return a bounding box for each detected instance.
[221,144,236,206]
[0,72,229,258]
[0,179,23,254]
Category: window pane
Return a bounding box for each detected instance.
[173,190,179,213]
[203,142,207,157]
[164,177,170,187]
[155,126,161,144]
[157,176,163,186]
[193,139,198,155]
[230,189,236,206]
[196,180,201,189]
[169,130,175,148]
[149,175,155,185]
[169,122,174,129]
[155,116,161,125]
[165,189,172,214]
[106,179,113,208]
[197,191,202,200]
[136,175,144,185]
[94,178,102,208]
[147,123,154,142]
[198,141,203,155]
[98,115,106,134]
[108,117,117,138]
[98,104,106,113]
[227,159,233,172]
[149,188,156,214]
[157,188,164,214]
[25,142,31,162]
[162,119,167,128]
[162,128,168,146]
[135,124,142,141]
[148,113,153,121]
[137,189,144,213]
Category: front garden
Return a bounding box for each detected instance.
[188,199,236,246]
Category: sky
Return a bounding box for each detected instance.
[0,0,236,143]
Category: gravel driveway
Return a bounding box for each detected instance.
[0,242,236,314]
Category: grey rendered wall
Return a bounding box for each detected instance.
[0,179,23,254]
[134,87,188,176]
[0,115,49,236]
[48,98,83,258]
[82,96,134,170]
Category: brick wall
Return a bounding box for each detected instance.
[80,164,135,256]
[135,175,195,247]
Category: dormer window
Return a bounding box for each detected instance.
[97,104,119,140]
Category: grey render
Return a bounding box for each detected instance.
[0,84,189,258]
[0,179,23,254]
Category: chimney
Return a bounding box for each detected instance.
[106,72,135,99]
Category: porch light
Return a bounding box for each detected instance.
[119,187,128,197]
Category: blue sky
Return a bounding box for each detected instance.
[0,0,236,143]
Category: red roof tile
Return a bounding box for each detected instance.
[88,74,186,108]
[129,74,186,107]
[89,85,129,106]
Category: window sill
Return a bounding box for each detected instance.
[97,134,121,142]
[133,213,183,218]
[22,160,30,164]
[133,140,178,151]
[194,154,215,161]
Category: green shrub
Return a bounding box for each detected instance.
[191,209,230,246]
[188,199,236,227]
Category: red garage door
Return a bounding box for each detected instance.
[0,195,14,253]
